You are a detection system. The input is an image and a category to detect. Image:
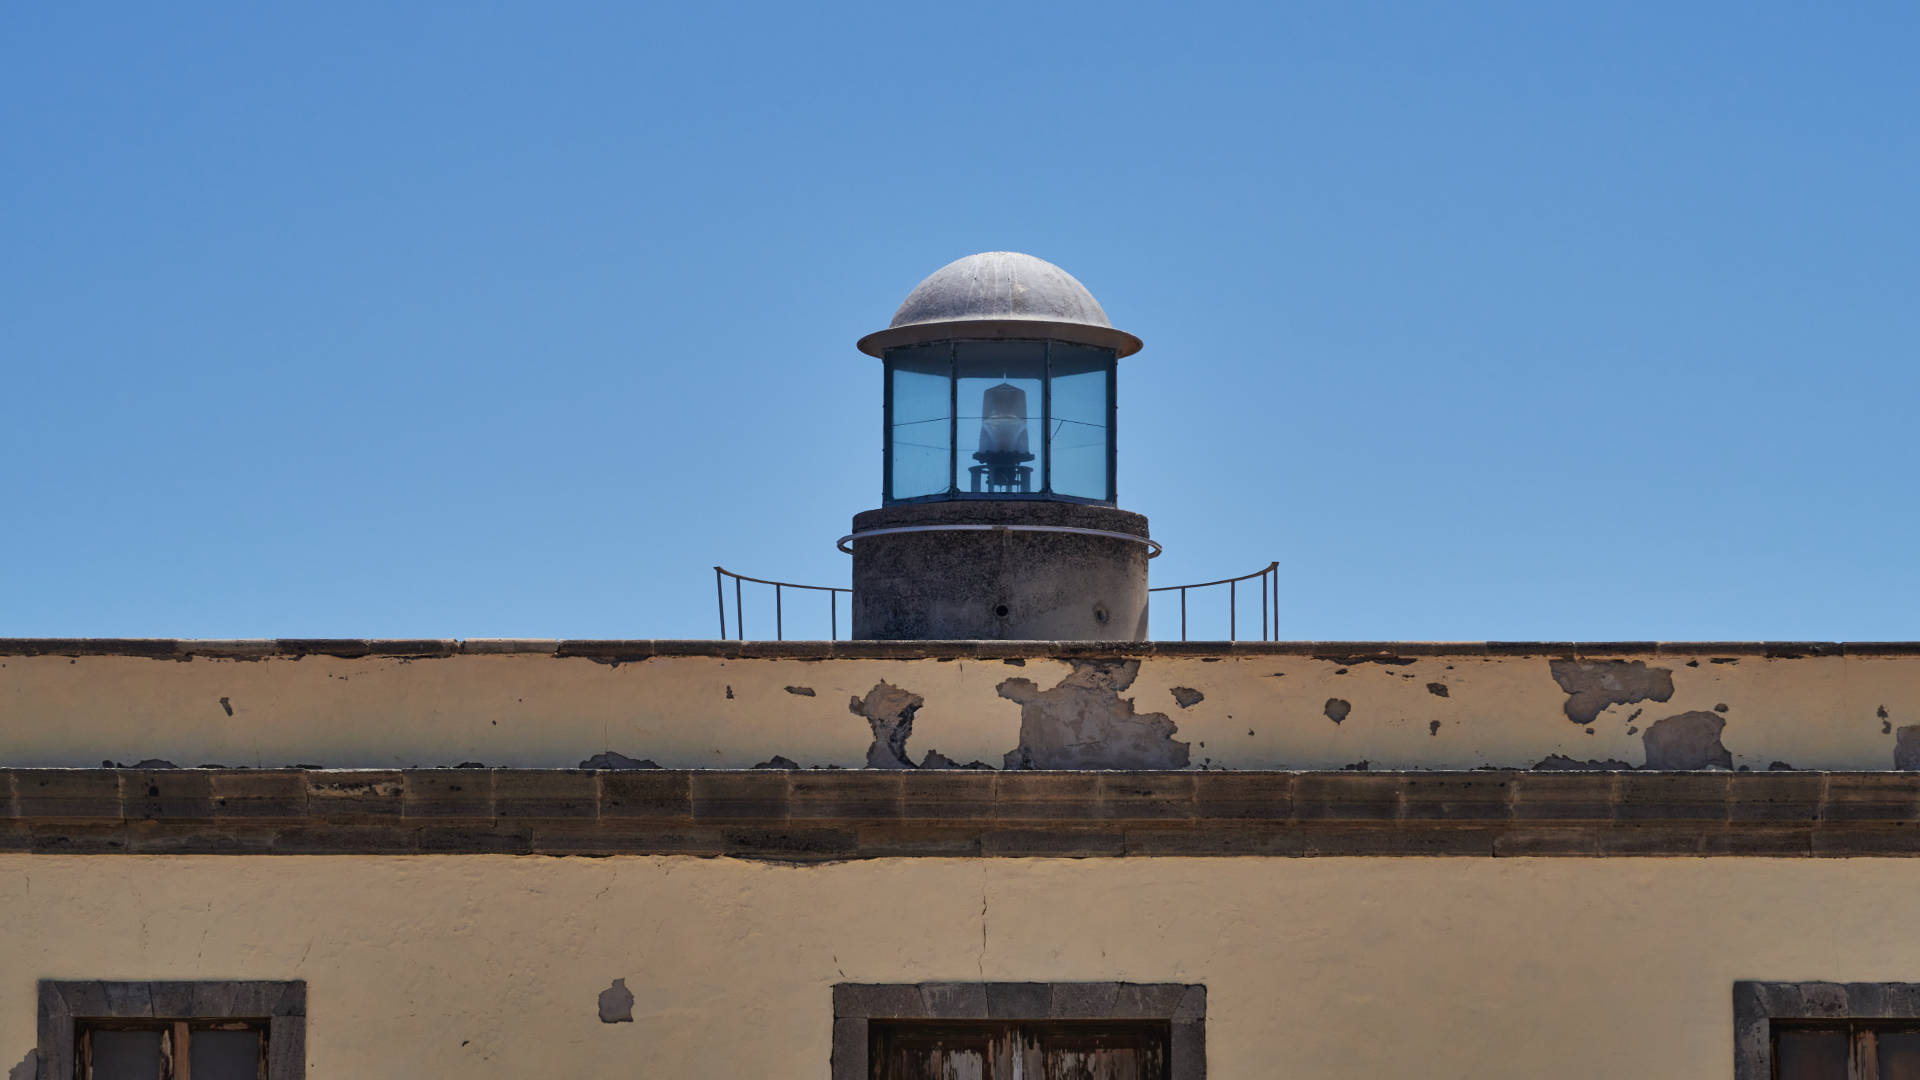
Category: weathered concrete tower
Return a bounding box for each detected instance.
[846,252,1154,640]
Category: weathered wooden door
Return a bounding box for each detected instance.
[871,1021,1168,1079]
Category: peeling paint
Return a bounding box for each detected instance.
[753,756,800,770]
[578,751,660,770]
[1896,726,1920,771]
[1170,687,1205,709]
[783,686,816,697]
[1642,712,1732,770]
[1429,720,1441,736]
[920,749,993,769]
[9,1050,36,1080]
[1324,699,1351,725]
[997,661,1188,770]
[1533,754,1633,771]
[1548,659,1675,725]
[1425,683,1449,698]
[598,978,634,1023]
[218,696,233,716]
[849,681,924,769]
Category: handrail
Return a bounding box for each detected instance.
[1148,561,1280,642]
[714,559,1279,642]
[714,567,852,641]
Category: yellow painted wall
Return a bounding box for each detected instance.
[3,649,1918,770]
[0,854,1915,1077]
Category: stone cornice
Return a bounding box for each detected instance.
[3,769,1918,859]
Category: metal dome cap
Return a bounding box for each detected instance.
[856,251,1143,357]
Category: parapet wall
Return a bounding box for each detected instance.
[3,640,1918,772]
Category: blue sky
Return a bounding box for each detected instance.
[4,2,1917,641]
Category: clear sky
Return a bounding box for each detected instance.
[4,2,1917,642]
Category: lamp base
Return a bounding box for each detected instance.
[848,501,1151,641]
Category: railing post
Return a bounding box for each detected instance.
[775,584,783,641]
[715,568,726,639]
[1230,580,1237,642]
[735,577,744,641]
[1180,588,1188,642]
[1261,567,1268,641]
[831,590,839,642]
[1273,565,1280,642]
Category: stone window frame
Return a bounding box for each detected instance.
[1733,980,1920,1080]
[832,981,1204,1080]
[36,980,306,1080]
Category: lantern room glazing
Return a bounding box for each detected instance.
[884,339,1117,505]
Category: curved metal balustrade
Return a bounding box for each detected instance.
[715,562,1279,642]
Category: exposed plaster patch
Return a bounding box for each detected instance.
[1315,654,1417,667]
[1770,761,1796,771]
[1429,720,1441,736]
[578,751,660,770]
[1895,727,1920,771]
[997,660,1189,770]
[1711,657,1740,665]
[1548,659,1675,725]
[1425,682,1449,698]
[1534,754,1633,771]
[1715,703,1729,713]
[9,1050,36,1080]
[783,686,816,697]
[1323,699,1351,725]
[1642,711,1732,770]
[724,686,733,700]
[1169,687,1205,709]
[218,696,233,716]
[103,758,176,769]
[598,979,635,1023]
[849,681,925,769]
[753,756,800,770]
[1002,658,1025,667]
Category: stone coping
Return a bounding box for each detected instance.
[3,639,1917,660]
[3,769,1920,858]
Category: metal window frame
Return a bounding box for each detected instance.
[1734,980,1920,1080]
[832,981,1204,1080]
[882,340,1118,507]
[37,980,305,1080]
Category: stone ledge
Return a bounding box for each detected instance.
[1,639,1916,660]
[0,769,1917,858]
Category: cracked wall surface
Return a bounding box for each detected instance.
[5,645,1920,770]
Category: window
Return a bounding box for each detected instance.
[38,981,304,1080]
[1735,981,1920,1080]
[833,982,1203,1080]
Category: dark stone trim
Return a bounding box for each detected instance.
[37,980,304,1080]
[0,638,1914,660]
[1732,981,1920,1080]
[4,770,1920,859]
[832,983,1203,1080]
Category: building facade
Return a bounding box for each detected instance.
[4,638,1920,1077]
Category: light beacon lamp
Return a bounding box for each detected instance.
[841,251,1157,640]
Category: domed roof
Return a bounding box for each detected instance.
[857,252,1142,357]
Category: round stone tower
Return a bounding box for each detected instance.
[844,252,1154,640]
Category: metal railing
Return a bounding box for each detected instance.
[1149,561,1281,642]
[714,567,851,641]
[714,560,1279,642]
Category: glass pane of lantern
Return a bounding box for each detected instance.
[192,1028,264,1080]
[956,341,1045,496]
[88,1029,165,1080]
[888,344,952,500]
[1047,344,1113,501]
